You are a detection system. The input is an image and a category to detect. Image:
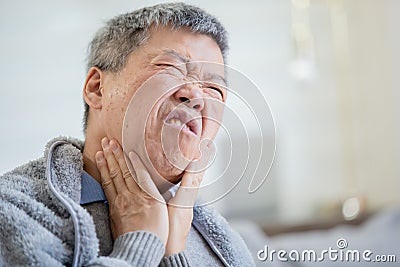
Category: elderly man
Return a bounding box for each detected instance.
[0,3,255,267]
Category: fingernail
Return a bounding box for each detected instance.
[102,137,109,148]
[129,152,137,161]
[96,152,104,162]
[110,141,118,152]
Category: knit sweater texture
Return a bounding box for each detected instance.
[0,137,255,266]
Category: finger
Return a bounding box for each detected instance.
[96,151,117,202]
[102,137,128,194]
[109,139,139,193]
[187,139,215,174]
[128,152,163,199]
[169,140,212,208]
[169,171,203,208]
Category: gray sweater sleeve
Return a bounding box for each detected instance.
[87,231,165,267]
[159,251,190,267]
[87,233,193,267]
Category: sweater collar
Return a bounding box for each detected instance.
[45,136,84,203]
[45,137,99,266]
[192,205,235,267]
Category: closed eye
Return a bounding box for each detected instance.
[155,63,186,76]
[155,63,174,67]
[206,85,224,98]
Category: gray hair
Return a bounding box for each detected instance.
[83,2,229,132]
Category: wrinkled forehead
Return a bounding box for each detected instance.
[146,26,224,61]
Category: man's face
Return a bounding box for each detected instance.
[100,27,226,183]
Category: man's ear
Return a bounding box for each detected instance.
[83,67,104,110]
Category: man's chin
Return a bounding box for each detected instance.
[168,174,184,185]
[158,169,184,184]
[149,150,197,184]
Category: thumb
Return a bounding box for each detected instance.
[168,171,202,208]
[169,139,215,208]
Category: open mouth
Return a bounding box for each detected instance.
[164,109,201,136]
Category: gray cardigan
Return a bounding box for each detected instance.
[0,137,255,267]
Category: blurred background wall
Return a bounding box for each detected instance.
[1,0,399,226]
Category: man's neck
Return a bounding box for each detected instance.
[82,151,101,183]
[82,129,104,184]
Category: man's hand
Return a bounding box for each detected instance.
[96,137,210,255]
[164,140,213,255]
[95,137,169,245]
[164,171,203,255]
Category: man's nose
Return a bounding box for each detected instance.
[174,84,204,111]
